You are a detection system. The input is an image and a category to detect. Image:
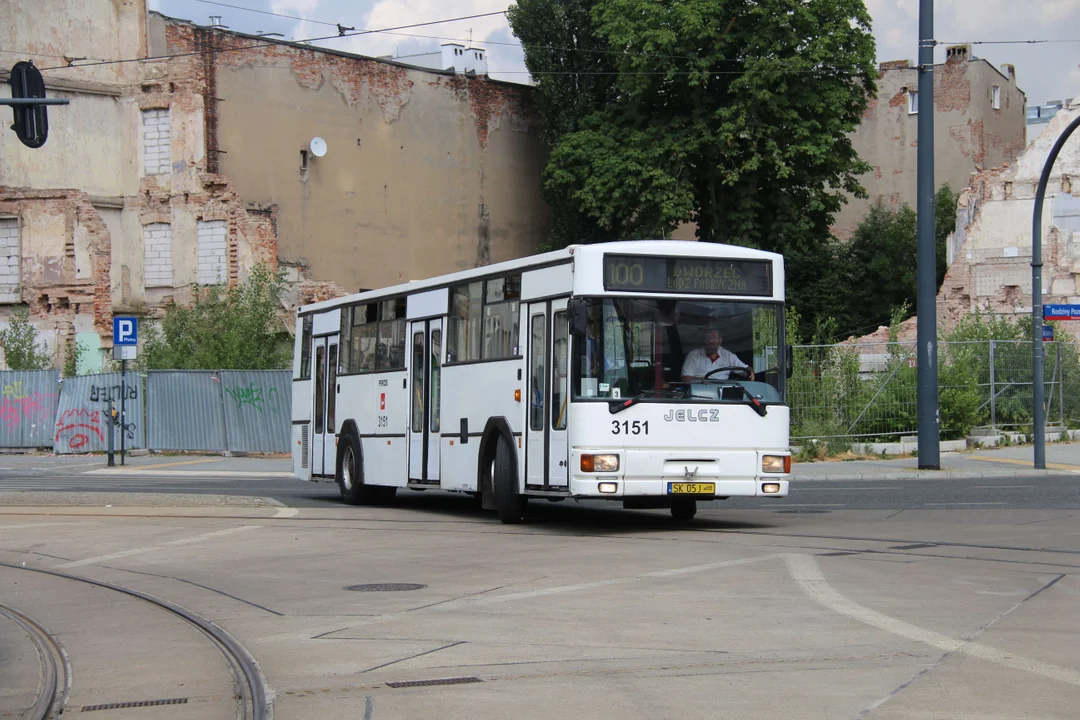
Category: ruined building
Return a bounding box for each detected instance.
[0,1,549,370]
[832,45,1027,240]
[940,99,1080,342]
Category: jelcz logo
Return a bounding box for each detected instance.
[663,408,721,423]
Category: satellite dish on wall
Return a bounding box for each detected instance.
[310,137,327,157]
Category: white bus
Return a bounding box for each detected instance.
[292,240,791,523]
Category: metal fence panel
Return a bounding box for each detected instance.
[147,371,228,451]
[791,339,1076,441]
[54,373,145,453]
[0,371,60,448]
[218,370,291,453]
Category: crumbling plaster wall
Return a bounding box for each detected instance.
[163,21,551,294]
[940,101,1080,342]
[834,52,1026,240]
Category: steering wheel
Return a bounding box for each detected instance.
[703,366,753,381]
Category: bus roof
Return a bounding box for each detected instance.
[297,240,783,315]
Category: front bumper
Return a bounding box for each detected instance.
[569,448,790,499]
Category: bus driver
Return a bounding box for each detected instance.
[681,327,754,382]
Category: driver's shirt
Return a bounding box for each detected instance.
[681,347,748,380]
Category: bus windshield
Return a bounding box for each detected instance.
[571,297,785,403]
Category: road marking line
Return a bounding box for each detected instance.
[923,502,1007,506]
[769,503,845,507]
[273,508,299,518]
[83,470,295,478]
[969,485,1033,489]
[967,455,1080,473]
[0,522,92,530]
[800,487,903,491]
[467,555,776,606]
[785,553,1080,687]
[54,525,261,569]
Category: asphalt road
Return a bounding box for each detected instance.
[1,471,1077,512]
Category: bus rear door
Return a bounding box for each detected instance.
[311,336,338,477]
[408,319,442,484]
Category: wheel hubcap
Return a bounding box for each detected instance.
[342,447,354,490]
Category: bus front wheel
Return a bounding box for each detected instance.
[493,436,527,524]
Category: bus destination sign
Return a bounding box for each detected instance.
[603,254,773,297]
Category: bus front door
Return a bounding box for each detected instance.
[311,336,338,477]
[526,299,569,489]
[408,319,442,484]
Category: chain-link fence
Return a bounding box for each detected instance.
[791,340,1076,441]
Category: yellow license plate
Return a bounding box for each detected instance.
[668,482,716,495]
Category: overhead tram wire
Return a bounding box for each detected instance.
[36,10,512,72]
[195,0,713,63]
[935,39,1080,45]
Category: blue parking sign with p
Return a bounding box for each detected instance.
[113,316,138,346]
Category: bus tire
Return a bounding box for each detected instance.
[671,499,697,522]
[337,434,375,505]
[494,435,526,524]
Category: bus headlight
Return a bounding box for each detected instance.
[762,455,791,474]
[581,454,619,472]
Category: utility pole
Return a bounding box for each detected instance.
[916,0,940,469]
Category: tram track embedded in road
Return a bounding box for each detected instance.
[0,602,70,720]
[0,561,270,720]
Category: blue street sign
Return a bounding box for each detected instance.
[1043,304,1080,321]
[1042,325,1054,341]
[113,316,138,346]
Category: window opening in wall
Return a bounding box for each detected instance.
[197,220,228,285]
[141,108,171,176]
[992,85,1001,110]
[142,223,174,288]
[0,217,20,303]
[300,149,308,171]
[908,90,918,114]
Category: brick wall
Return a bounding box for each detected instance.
[142,108,172,176]
[0,218,19,303]
[142,222,174,287]
[197,219,227,285]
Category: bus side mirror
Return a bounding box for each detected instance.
[568,298,587,335]
[785,345,794,378]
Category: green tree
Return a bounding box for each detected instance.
[509,0,878,251]
[791,184,959,341]
[142,264,291,370]
[0,307,52,370]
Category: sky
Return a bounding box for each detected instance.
[149,0,1080,107]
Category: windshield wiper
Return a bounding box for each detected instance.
[725,380,768,417]
[609,389,683,414]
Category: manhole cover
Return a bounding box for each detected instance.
[344,583,427,592]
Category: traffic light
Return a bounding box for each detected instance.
[8,61,49,148]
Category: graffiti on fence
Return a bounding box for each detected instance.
[89,383,138,403]
[54,407,105,450]
[224,382,281,413]
[0,392,57,431]
[1,381,58,432]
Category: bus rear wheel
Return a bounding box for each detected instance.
[671,499,697,522]
[494,436,527,524]
[338,435,376,505]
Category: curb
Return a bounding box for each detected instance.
[792,469,1063,482]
